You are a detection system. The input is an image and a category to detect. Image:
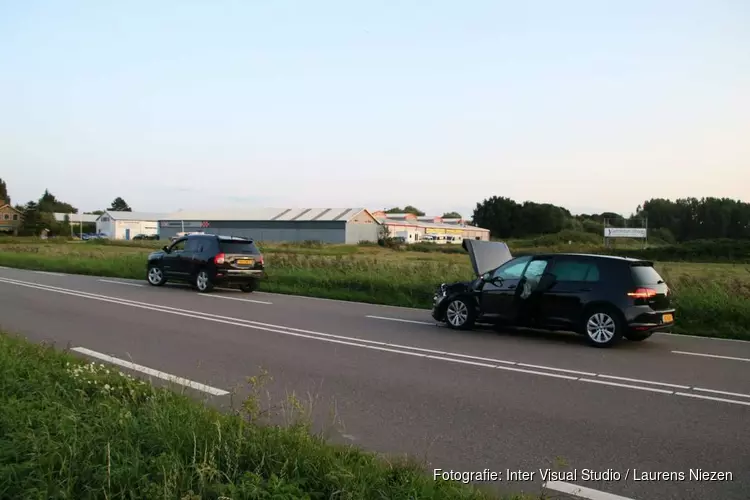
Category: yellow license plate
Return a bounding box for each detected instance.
[237,259,253,265]
[662,313,674,323]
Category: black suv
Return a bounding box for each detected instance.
[146,234,265,293]
[432,240,675,347]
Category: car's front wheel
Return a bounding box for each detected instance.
[582,307,624,347]
[195,269,214,293]
[444,298,476,330]
[147,265,166,286]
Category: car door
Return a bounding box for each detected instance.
[162,238,187,277]
[511,257,554,323]
[538,257,601,328]
[478,256,532,320]
[180,238,204,278]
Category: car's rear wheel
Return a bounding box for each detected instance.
[147,265,166,286]
[240,280,259,293]
[195,269,214,293]
[625,330,652,342]
[444,298,476,330]
[582,307,623,347]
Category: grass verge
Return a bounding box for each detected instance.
[0,331,533,500]
[1,239,749,339]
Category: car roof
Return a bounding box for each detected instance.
[531,253,649,263]
[185,234,253,242]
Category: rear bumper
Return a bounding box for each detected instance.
[214,269,265,285]
[627,308,676,332]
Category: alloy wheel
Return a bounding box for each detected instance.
[147,267,163,285]
[446,300,469,327]
[586,312,616,344]
[196,271,209,291]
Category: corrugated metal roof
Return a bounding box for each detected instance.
[105,211,169,221]
[160,208,367,222]
[378,218,490,232]
[54,213,100,223]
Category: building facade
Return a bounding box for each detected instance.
[157,207,380,244]
[371,211,490,243]
[96,211,167,240]
[0,201,22,235]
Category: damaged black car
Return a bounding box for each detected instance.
[431,240,676,347]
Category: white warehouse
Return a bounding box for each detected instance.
[96,211,168,240]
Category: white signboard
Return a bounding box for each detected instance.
[604,227,648,238]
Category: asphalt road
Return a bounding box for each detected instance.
[0,266,748,500]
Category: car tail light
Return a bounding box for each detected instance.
[258,255,264,265]
[628,287,657,299]
[214,253,226,265]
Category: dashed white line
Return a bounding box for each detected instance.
[672,350,750,363]
[2,276,750,408]
[544,480,635,500]
[98,279,144,287]
[675,392,750,407]
[365,315,434,325]
[199,294,273,305]
[693,387,750,399]
[595,374,691,390]
[70,347,229,396]
[32,270,66,277]
[580,378,674,394]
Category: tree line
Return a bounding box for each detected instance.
[0,178,132,236]
[388,196,750,242]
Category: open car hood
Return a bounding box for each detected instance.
[462,239,513,276]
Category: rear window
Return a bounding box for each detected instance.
[219,240,260,254]
[630,264,664,285]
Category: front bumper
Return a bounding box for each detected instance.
[431,287,447,321]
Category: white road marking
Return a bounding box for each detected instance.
[199,294,272,305]
[32,270,66,277]
[2,276,750,407]
[69,347,229,396]
[365,315,434,325]
[98,279,144,287]
[517,363,597,377]
[654,331,750,343]
[595,374,691,390]
[693,387,750,399]
[544,480,635,500]
[672,350,750,363]
[675,392,750,407]
[580,378,674,394]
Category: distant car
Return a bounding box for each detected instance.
[431,240,675,347]
[146,234,265,293]
[133,233,159,240]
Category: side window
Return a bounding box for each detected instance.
[551,259,601,282]
[522,259,549,279]
[492,256,531,280]
[185,239,203,253]
[170,239,187,252]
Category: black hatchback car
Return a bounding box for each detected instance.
[432,240,675,347]
[146,234,265,293]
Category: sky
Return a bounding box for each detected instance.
[1,0,748,219]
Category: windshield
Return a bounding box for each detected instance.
[219,241,260,255]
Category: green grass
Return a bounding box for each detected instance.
[0,331,534,500]
[1,238,749,339]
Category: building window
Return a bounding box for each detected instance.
[13,214,18,220]
[2,214,8,220]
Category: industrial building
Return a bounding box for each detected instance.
[371,211,490,244]
[157,207,380,244]
[96,211,168,240]
[54,213,100,226]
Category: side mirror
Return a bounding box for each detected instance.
[481,272,492,282]
[162,245,170,253]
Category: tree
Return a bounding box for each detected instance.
[109,197,131,212]
[37,189,77,214]
[18,202,42,236]
[384,205,425,216]
[442,211,462,219]
[86,210,105,215]
[0,178,9,205]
